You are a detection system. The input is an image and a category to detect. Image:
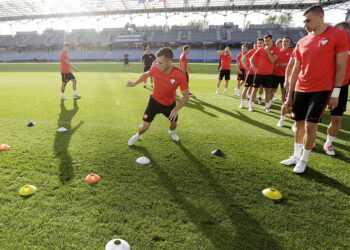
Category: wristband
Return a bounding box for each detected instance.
[331,87,340,98]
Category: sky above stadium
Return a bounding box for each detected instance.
[0,8,347,35]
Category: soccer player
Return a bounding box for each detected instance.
[249,34,279,112]
[60,43,80,100]
[323,21,350,156]
[272,36,293,108]
[124,53,129,69]
[275,39,283,49]
[180,45,195,97]
[239,39,264,109]
[281,5,348,173]
[141,46,156,88]
[216,47,233,94]
[235,44,248,96]
[126,47,189,146]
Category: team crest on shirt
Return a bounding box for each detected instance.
[320,39,329,46]
[170,79,176,84]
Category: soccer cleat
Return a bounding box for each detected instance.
[223,90,228,94]
[128,134,140,146]
[73,94,81,99]
[265,106,271,113]
[293,160,307,173]
[280,156,299,166]
[323,145,335,156]
[169,130,180,141]
[216,90,219,94]
[61,96,68,100]
[248,106,254,112]
[291,122,297,133]
[277,119,284,127]
[239,102,244,109]
[258,97,262,105]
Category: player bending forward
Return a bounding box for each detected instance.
[126,47,190,146]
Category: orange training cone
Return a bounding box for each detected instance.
[0,144,11,151]
[85,174,102,183]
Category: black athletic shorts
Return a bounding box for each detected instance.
[144,65,151,72]
[272,75,285,89]
[330,83,349,116]
[143,96,177,123]
[292,90,331,123]
[218,70,230,80]
[244,74,255,87]
[253,74,273,88]
[61,72,75,83]
[237,69,246,81]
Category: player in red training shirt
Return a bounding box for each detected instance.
[216,47,233,94]
[235,44,248,96]
[250,34,280,112]
[180,45,195,97]
[281,5,348,173]
[60,43,80,100]
[126,47,189,146]
[323,21,350,156]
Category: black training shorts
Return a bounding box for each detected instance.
[61,72,75,83]
[272,75,285,89]
[143,96,177,123]
[330,83,349,116]
[218,69,230,80]
[292,90,331,123]
[253,74,273,88]
[244,74,255,87]
[237,69,246,81]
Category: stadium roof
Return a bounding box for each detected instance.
[0,0,349,21]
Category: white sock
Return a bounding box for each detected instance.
[216,88,219,92]
[240,99,244,104]
[258,95,262,98]
[60,92,65,97]
[300,148,311,162]
[249,101,254,107]
[280,115,286,121]
[325,135,335,147]
[224,88,227,92]
[169,130,175,134]
[293,143,303,159]
[73,90,77,95]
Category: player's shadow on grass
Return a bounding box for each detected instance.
[183,98,218,118]
[53,99,83,184]
[300,168,350,196]
[131,145,280,249]
[191,98,292,138]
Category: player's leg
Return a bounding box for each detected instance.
[239,75,251,108]
[324,83,348,155]
[164,102,180,141]
[248,87,259,111]
[150,76,154,88]
[257,85,264,104]
[71,77,81,99]
[216,75,222,94]
[60,73,69,100]
[224,79,229,94]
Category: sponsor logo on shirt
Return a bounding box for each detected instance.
[320,39,329,46]
[170,79,176,84]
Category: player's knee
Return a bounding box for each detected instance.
[305,122,317,133]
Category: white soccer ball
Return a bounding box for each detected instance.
[105,239,130,250]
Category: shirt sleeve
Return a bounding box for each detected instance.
[295,42,302,62]
[335,29,349,54]
[179,73,189,91]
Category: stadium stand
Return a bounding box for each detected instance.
[0,25,308,62]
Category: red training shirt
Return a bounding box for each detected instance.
[273,47,294,76]
[253,46,280,75]
[179,53,188,72]
[244,48,258,75]
[148,64,189,106]
[60,51,70,73]
[295,26,349,92]
[236,52,246,70]
[344,34,350,86]
[220,53,232,70]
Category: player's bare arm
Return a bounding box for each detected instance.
[328,51,348,110]
[169,88,190,121]
[286,60,301,107]
[265,47,277,63]
[126,72,150,87]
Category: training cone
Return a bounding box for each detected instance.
[57,127,67,132]
[262,188,282,200]
[85,173,102,183]
[0,144,11,151]
[19,185,37,196]
[136,156,150,165]
[27,122,35,127]
[211,149,225,156]
[105,239,130,250]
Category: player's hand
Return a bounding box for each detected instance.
[328,97,339,111]
[265,47,270,53]
[169,108,178,122]
[125,81,135,87]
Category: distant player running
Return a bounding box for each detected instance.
[281,5,348,173]
[235,44,248,96]
[60,43,80,100]
[126,47,189,146]
[141,46,156,88]
[180,45,195,97]
[323,21,350,156]
[216,47,233,94]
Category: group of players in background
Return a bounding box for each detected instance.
[60,5,349,174]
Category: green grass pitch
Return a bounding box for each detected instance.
[0,62,349,249]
